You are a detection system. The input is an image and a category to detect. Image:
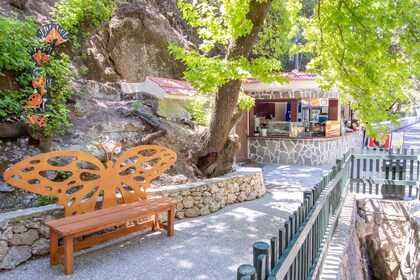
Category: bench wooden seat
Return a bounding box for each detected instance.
[3,143,178,275]
[45,197,177,275]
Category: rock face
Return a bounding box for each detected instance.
[0,0,56,25]
[356,199,413,280]
[83,0,195,82]
[105,1,190,82]
[1,0,196,84]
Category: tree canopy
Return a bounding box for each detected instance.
[171,0,419,137]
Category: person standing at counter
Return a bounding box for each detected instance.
[261,114,273,129]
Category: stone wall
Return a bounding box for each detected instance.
[0,205,63,270]
[248,131,363,165]
[148,167,265,219]
[0,167,264,271]
[320,194,364,279]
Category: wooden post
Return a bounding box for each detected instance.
[270,237,278,270]
[49,230,59,265]
[256,254,266,280]
[63,236,74,275]
[237,264,256,280]
[253,241,269,278]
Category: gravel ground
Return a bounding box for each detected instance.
[0,164,332,280]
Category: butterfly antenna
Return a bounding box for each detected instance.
[97,144,109,161]
[110,142,122,161]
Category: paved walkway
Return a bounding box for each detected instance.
[0,164,332,280]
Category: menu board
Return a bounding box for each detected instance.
[391,132,404,150]
[368,134,392,149]
[325,120,340,137]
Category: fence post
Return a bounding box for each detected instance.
[270,237,279,270]
[256,254,267,280]
[237,264,257,280]
[253,241,269,279]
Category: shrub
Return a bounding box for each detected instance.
[52,0,114,34]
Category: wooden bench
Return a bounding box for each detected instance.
[3,143,178,275]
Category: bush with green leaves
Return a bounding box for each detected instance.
[0,14,76,136]
[0,15,39,74]
[184,96,213,126]
[52,0,114,34]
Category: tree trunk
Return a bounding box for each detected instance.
[197,0,273,177]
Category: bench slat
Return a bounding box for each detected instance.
[45,198,177,236]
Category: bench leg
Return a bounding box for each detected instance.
[63,236,74,275]
[167,206,175,237]
[152,214,160,231]
[49,230,59,265]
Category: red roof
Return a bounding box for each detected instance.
[147,76,198,96]
[282,70,317,80]
[243,70,318,84]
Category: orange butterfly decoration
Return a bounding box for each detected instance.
[36,22,71,45]
[31,50,50,65]
[23,89,43,109]
[29,42,55,66]
[25,114,48,127]
[3,144,177,217]
[32,76,45,94]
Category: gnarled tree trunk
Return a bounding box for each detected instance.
[197,0,273,177]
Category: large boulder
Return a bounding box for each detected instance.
[106,1,190,82]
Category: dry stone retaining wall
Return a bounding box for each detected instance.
[0,167,264,271]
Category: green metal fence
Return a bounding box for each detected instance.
[237,148,420,280]
[237,151,352,280]
[349,148,420,200]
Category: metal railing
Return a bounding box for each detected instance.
[349,148,420,200]
[237,149,420,280]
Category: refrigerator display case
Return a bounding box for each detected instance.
[290,122,306,138]
[267,121,290,136]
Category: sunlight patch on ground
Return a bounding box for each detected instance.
[224,207,266,222]
[178,259,194,269]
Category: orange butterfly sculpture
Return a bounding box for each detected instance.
[36,22,71,45]
[23,89,43,109]
[25,114,48,127]
[3,143,177,217]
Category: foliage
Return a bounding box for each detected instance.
[0,14,75,136]
[170,0,290,96]
[174,0,419,138]
[302,0,420,136]
[184,96,213,126]
[52,0,114,34]
[253,0,301,57]
[0,90,23,118]
[237,91,255,111]
[0,15,39,75]
[38,195,56,206]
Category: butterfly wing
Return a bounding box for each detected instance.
[3,151,106,217]
[23,91,43,108]
[113,145,177,204]
[36,23,71,45]
[35,116,48,127]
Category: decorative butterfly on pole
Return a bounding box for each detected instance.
[28,42,56,66]
[25,114,48,127]
[36,22,71,45]
[32,76,55,95]
[3,144,177,217]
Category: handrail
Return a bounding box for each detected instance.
[269,161,349,279]
[237,148,419,280]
